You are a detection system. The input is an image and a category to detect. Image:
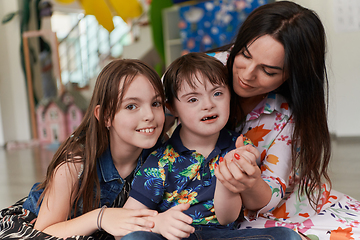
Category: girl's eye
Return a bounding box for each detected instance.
[188,98,197,103]
[152,101,162,107]
[125,104,137,110]
[214,91,223,97]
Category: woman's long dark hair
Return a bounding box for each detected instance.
[226,1,331,209]
[37,59,165,216]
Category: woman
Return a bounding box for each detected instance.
[211,1,360,239]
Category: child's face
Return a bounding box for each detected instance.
[109,74,165,150]
[171,75,230,139]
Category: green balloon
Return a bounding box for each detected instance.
[149,0,173,62]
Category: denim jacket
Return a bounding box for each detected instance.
[23,147,145,216]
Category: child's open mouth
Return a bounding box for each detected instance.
[201,115,218,121]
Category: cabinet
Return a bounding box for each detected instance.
[162,6,182,67]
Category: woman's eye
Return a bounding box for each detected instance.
[125,104,137,110]
[214,91,223,97]
[152,101,162,107]
[188,98,197,103]
[263,68,276,76]
[241,51,250,59]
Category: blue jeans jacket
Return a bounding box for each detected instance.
[23,147,146,216]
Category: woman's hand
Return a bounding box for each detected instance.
[101,207,158,238]
[215,135,261,193]
[215,135,271,210]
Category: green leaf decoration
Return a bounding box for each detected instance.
[2,12,18,24]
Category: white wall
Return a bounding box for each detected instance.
[0,0,31,145]
[0,0,359,147]
[285,0,360,137]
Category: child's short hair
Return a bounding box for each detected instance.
[163,52,228,107]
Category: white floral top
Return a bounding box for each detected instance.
[212,51,360,240]
[238,92,295,220]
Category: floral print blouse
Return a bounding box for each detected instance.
[212,51,360,240]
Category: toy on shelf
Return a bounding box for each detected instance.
[36,89,88,145]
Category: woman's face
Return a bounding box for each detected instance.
[232,35,287,99]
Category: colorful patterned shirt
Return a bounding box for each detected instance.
[130,125,251,227]
[211,50,360,239]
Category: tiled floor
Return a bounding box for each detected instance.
[0,138,359,209]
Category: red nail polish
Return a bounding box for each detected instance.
[234,153,240,160]
[219,157,224,162]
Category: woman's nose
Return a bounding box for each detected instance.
[242,63,256,81]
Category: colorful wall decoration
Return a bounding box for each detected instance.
[178,0,270,54]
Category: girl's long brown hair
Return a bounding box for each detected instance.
[225,1,331,209]
[37,59,165,216]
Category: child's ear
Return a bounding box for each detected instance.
[94,105,111,128]
[94,105,101,121]
[165,103,178,117]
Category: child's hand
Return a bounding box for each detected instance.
[101,207,158,237]
[152,203,194,240]
[215,135,261,193]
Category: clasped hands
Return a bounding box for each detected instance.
[214,134,261,194]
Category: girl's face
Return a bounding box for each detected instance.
[109,74,164,151]
[170,74,230,140]
[232,35,287,99]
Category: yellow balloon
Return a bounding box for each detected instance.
[79,0,114,32]
[109,0,143,22]
[56,0,143,32]
[54,0,76,4]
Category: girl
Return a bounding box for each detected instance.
[0,59,165,239]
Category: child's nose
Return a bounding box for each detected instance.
[202,96,215,110]
[143,106,155,121]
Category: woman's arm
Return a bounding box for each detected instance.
[217,118,294,215]
[215,135,271,211]
[213,169,242,225]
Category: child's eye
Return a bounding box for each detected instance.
[125,104,137,110]
[152,101,162,107]
[214,91,223,97]
[188,98,198,103]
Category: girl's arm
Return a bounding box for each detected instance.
[34,161,87,236]
[35,163,157,238]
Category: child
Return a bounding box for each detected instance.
[123,53,301,240]
[0,59,165,239]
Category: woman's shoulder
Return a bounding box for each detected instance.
[264,92,293,117]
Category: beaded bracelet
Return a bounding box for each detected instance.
[97,205,107,231]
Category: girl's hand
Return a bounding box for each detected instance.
[101,207,158,237]
[152,203,194,240]
[215,135,261,193]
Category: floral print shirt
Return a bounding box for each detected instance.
[237,92,295,220]
[130,125,252,227]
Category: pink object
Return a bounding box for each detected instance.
[36,90,88,144]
